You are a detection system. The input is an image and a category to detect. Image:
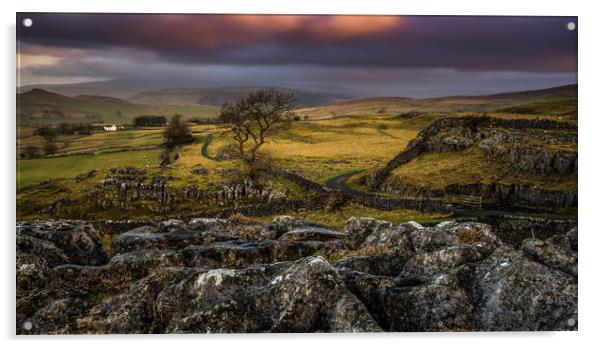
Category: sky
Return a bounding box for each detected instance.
[16,13,578,98]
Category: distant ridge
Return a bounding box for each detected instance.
[126,86,354,107]
[430,84,577,100]
[295,84,577,119]
[17,84,577,124]
[18,78,359,102]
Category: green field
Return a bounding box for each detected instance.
[17,149,162,189]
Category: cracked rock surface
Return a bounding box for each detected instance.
[16,216,577,334]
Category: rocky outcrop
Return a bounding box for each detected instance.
[16,216,578,334]
[381,180,577,209]
[97,168,287,211]
[367,116,577,191]
[478,131,577,175]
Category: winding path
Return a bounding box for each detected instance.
[200,134,217,161]
[325,170,366,195]
[326,170,449,213]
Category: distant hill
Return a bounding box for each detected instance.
[18,79,153,99]
[465,84,577,100]
[17,84,577,125]
[126,86,354,107]
[296,84,577,119]
[19,78,359,103]
[17,89,219,125]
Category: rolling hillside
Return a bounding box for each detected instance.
[18,78,154,99]
[126,86,354,107]
[17,89,219,125]
[495,99,577,117]
[296,84,577,119]
[17,84,577,125]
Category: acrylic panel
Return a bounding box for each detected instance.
[16,13,578,334]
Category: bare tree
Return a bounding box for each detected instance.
[218,89,295,167]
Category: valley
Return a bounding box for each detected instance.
[16,85,577,226]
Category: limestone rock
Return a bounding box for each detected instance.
[344,217,393,248]
[362,222,417,250]
[333,248,414,277]
[409,221,502,252]
[401,242,496,280]
[546,226,578,252]
[271,215,326,236]
[279,227,346,242]
[111,227,235,255]
[15,218,578,333]
[80,257,381,333]
[521,238,578,277]
[17,221,107,266]
[384,267,476,331]
[473,246,578,331]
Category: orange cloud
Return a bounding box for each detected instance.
[310,16,403,39]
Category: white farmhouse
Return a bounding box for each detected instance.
[104,125,117,132]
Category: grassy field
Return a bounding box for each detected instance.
[17,128,165,155]
[17,149,163,189]
[16,111,577,191]
[16,96,578,221]
[263,114,430,183]
[388,146,577,192]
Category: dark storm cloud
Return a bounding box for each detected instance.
[17,13,577,72]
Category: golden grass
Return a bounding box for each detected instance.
[228,212,261,225]
[456,227,481,245]
[318,244,392,263]
[390,146,577,191]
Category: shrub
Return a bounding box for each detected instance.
[456,226,480,244]
[20,146,40,159]
[36,127,58,141]
[228,212,259,225]
[163,114,194,148]
[133,115,167,127]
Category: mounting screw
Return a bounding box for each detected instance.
[566,22,576,31]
